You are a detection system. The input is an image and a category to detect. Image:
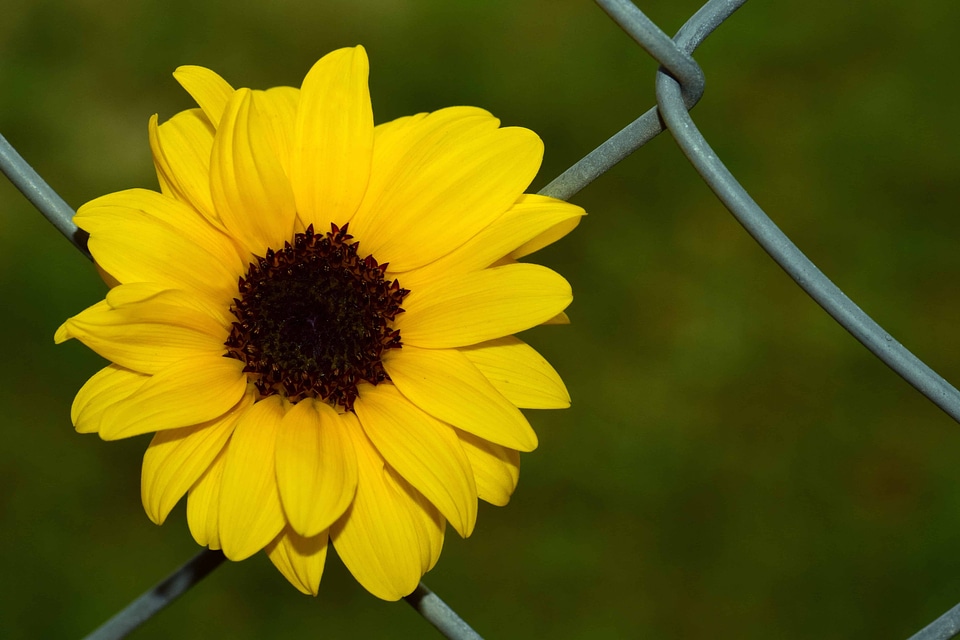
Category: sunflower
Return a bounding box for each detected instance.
[55,45,582,599]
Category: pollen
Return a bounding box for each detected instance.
[225,223,409,410]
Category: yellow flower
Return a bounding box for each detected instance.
[55,45,582,599]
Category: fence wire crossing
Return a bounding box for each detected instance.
[1,0,958,638]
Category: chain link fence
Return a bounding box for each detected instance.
[3,0,960,637]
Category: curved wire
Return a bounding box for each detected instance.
[539,0,744,201]
[645,3,960,424]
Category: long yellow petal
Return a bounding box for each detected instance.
[460,336,570,409]
[330,431,443,601]
[354,383,477,537]
[341,410,445,574]
[384,346,537,451]
[218,396,287,561]
[265,526,329,596]
[70,364,149,435]
[210,88,298,258]
[173,65,235,127]
[141,392,252,525]
[149,109,219,226]
[75,189,243,303]
[456,429,520,507]
[291,46,373,226]
[255,86,299,180]
[350,107,543,272]
[97,355,246,440]
[55,287,228,375]
[509,208,583,259]
[275,399,358,538]
[395,263,571,349]
[187,445,227,550]
[102,281,232,327]
[400,194,585,289]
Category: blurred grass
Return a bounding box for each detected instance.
[3,0,960,638]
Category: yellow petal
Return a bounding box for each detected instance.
[395,263,571,349]
[275,399,358,538]
[461,336,570,409]
[210,88,298,258]
[55,286,228,375]
[354,383,477,537]
[218,396,287,561]
[265,526,329,596]
[103,281,232,327]
[542,311,570,325]
[256,86,299,180]
[149,109,219,226]
[456,429,520,507]
[384,346,537,452]
[70,364,149,435]
[350,107,543,272]
[141,392,252,525]
[509,202,584,259]
[291,46,373,226]
[400,194,585,289]
[75,188,243,302]
[187,445,227,550]
[329,431,443,601]
[173,65,235,127]
[98,355,246,440]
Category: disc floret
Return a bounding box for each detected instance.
[225,223,408,410]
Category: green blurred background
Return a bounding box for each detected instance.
[3,1,960,637]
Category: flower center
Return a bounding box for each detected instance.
[225,223,408,411]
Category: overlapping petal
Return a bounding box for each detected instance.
[187,446,227,550]
[265,527,329,596]
[141,392,252,525]
[97,355,246,440]
[330,431,444,601]
[210,88,298,258]
[400,194,584,289]
[256,86,299,179]
[350,107,543,272]
[149,109,218,225]
[384,346,538,451]
[291,46,373,226]
[276,399,358,537]
[354,383,477,537]
[70,364,149,435]
[55,285,229,375]
[461,336,570,409]
[396,263,571,349]
[218,396,287,561]
[456,429,520,507]
[173,65,235,126]
[75,189,244,302]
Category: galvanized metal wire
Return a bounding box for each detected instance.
[3,0,959,638]
[82,550,226,640]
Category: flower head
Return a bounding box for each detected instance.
[56,46,582,599]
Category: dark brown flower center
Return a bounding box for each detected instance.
[225,223,408,411]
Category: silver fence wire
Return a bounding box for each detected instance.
[2,1,959,638]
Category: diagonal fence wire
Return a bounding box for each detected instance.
[82,550,226,640]
[3,0,960,638]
